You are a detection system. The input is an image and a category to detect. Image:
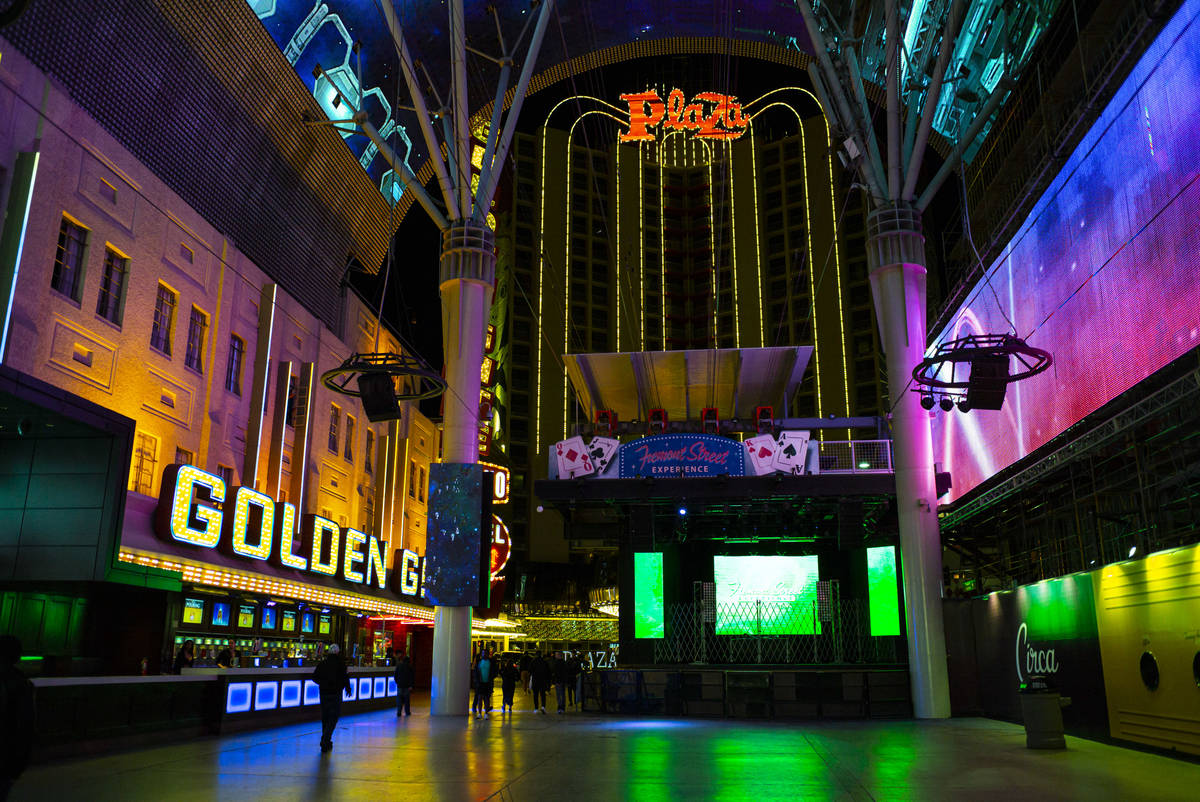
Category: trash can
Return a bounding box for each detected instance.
[1019,676,1069,749]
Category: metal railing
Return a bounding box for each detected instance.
[816,440,893,473]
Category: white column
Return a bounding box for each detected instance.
[867,205,951,719]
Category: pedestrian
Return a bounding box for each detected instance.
[0,635,35,801]
[520,651,532,694]
[499,659,520,714]
[171,639,194,674]
[472,648,494,719]
[215,647,233,669]
[530,651,550,713]
[394,654,414,717]
[553,651,569,713]
[312,643,351,752]
[568,651,582,710]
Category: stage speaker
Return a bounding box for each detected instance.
[966,355,1009,410]
[838,500,864,550]
[356,373,401,421]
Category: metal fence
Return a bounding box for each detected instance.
[816,440,893,473]
[652,599,903,666]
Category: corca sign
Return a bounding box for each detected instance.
[1015,622,1060,682]
[156,464,387,590]
[619,89,750,143]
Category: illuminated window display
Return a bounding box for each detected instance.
[633,552,665,639]
[714,555,820,635]
[866,546,901,637]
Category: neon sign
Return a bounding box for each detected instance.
[155,464,387,590]
[619,89,749,143]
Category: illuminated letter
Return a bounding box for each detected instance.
[226,486,275,560]
[401,549,421,596]
[619,90,665,142]
[366,535,387,590]
[342,527,366,584]
[307,515,340,576]
[157,464,224,548]
[273,502,308,570]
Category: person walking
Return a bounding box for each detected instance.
[171,639,194,674]
[553,651,569,714]
[312,643,351,752]
[499,659,520,714]
[394,654,414,717]
[0,635,35,801]
[568,651,582,710]
[472,648,494,719]
[529,651,550,713]
[519,651,532,696]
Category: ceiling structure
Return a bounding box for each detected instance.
[245,0,1063,215]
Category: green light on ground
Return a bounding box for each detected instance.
[867,546,901,636]
[633,552,665,639]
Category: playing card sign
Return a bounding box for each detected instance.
[772,431,811,474]
[744,433,778,476]
[587,437,620,474]
[617,434,745,478]
[555,436,595,478]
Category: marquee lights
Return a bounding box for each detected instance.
[228,486,274,561]
[274,503,307,570]
[619,90,750,143]
[306,515,341,577]
[166,465,224,547]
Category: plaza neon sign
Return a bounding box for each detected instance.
[618,89,749,143]
[156,465,387,590]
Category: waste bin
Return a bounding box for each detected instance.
[1018,676,1069,749]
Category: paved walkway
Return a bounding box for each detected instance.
[14,696,1199,800]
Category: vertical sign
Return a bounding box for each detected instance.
[633,552,665,639]
[867,546,901,636]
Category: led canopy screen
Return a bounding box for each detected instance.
[714,556,820,635]
[183,598,204,625]
[633,552,665,639]
[423,464,486,607]
[866,547,901,637]
[930,0,1200,503]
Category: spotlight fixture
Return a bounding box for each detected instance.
[678,506,687,516]
[920,394,935,410]
[957,399,972,413]
[1128,545,1137,558]
[939,397,954,412]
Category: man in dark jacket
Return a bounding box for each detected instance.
[0,635,35,799]
[312,644,351,752]
[471,648,494,719]
[394,655,414,717]
[529,652,550,713]
[552,651,570,713]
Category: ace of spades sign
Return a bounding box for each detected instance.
[771,431,811,474]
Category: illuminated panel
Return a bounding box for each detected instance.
[226,682,252,714]
[365,535,387,589]
[632,552,664,639]
[342,527,367,584]
[387,677,399,697]
[161,465,225,548]
[931,3,1200,503]
[280,680,302,708]
[342,681,357,702]
[274,502,307,570]
[228,486,275,560]
[357,677,373,700]
[303,679,321,706]
[254,681,279,711]
[867,546,901,637]
[615,142,622,352]
[714,555,820,635]
[373,676,388,698]
[309,515,341,576]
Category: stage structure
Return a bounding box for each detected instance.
[313,0,557,715]
[797,0,1050,717]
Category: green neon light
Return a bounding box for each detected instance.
[867,545,901,637]
[633,552,665,639]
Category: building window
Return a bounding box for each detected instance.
[225,335,245,395]
[365,429,375,473]
[95,247,127,325]
[217,464,235,488]
[52,216,88,301]
[418,466,426,502]
[344,415,355,462]
[184,306,207,372]
[408,460,417,498]
[286,375,298,427]
[174,447,193,466]
[150,284,177,355]
[130,432,158,495]
[328,404,340,453]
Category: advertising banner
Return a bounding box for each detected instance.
[969,574,1108,740]
[617,434,745,478]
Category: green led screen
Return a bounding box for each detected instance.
[867,546,901,636]
[714,555,820,635]
[633,552,665,638]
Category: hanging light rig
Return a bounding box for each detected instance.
[911,334,1052,413]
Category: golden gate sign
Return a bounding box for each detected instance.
[619,89,749,143]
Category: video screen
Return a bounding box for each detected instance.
[183,598,204,625]
[714,555,820,635]
[930,3,1200,503]
[318,615,331,635]
[237,604,256,628]
[301,612,315,634]
[423,463,485,606]
[211,602,230,627]
[633,553,665,639]
[261,607,276,630]
[866,546,901,637]
[281,610,296,633]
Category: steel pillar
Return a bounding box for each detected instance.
[866,203,950,719]
[429,222,495,716]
